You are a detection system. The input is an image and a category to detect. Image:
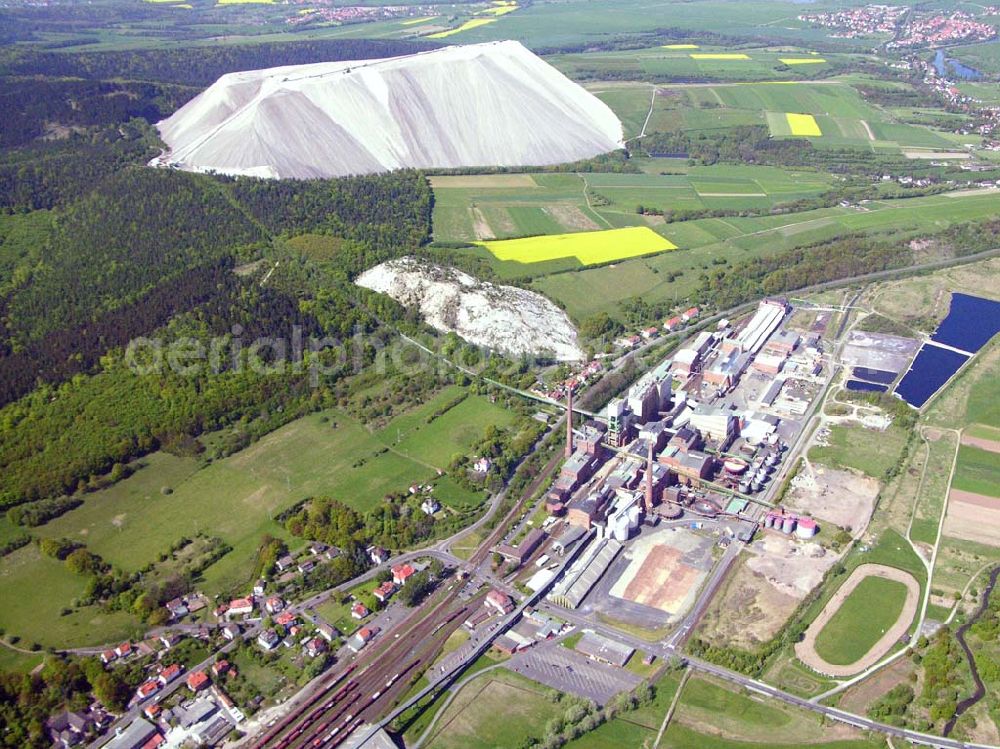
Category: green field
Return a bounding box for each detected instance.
[36,388,510,576]
[952,444,1000,498]
[594,79,962,152]
[810,424,910,480]
[813,576,910,666]
[550,45,842,89]
[424,670,562,749]
[431,163,839,276]
[529,189,1000,319]
[0,544,142,648]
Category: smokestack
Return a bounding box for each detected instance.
[565,388,574,458]
[644,441,655,511]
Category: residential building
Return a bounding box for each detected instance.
[373,581,396,603]
[186,671,210,692]
[227,597,254,618]
[157,663,182,685]
[257,629,280,651]
[391,563,416,586]
[305,637,328,658]
[486,590,514,615]
[104,719,160,749]
[351,602,370,620]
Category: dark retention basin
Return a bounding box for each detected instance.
[930,292,1000,353]
[846,380,889,393]
[851,367,897,385]
[894,345,969,408]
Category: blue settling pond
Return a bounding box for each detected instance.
[851,367,897,384]
[846,380,889,393]
[894,345,970,408]
[930,293,1000,353]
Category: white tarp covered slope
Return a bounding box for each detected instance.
[155,40,624,178]
[356,257,584,362]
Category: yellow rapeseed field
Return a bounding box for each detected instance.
[780,58,827,65]
[786,112,823,136]
[663,44,699,49]
[690,53,751,60]
[428,18,496,38]
[477,226,677,266]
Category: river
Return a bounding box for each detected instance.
[943,565,1000,736]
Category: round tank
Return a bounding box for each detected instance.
[766,454,779,467]
[612,513,631,541]
[796,519,818,538]
[751,480,763,493]
[693,499,720,518]
[724,458,748,475]
[781,516,797,534]
[739,481,752,494]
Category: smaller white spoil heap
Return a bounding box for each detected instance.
[155,40,624,178]
[356,257,583,361]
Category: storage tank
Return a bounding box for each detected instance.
[724,458,748,475]
[739,481,752,494]
[795,517,818,538]
[765,453,779,467]
[627,504,641,530]
[781,515,797,535]
[611,513,631,542]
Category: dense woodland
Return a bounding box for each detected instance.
[0,38,439,86]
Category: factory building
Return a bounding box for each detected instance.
[606,398,633,448]
[752,352,786,376]
[671,331,714,376]
[731,298,787,355]
[704,347,752,389]
[688,405,737,446]
[566,485,615,530]
[658,446,715,484]
[637,420,670,452]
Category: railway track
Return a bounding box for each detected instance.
[255,586,473,749]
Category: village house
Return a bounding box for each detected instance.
[275,611,297,631]
[186,671,210,692]
[391,563,416,586]
[264,596,285,614]
[316,622,339,642]
[220,622,240,641]
[351,602,370,620]
[305,637,328,658]
[257,629,280,651]
[374,581,396,603]
[158,663,183,685]
[227,597,254,619]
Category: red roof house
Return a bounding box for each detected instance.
[391,563,416,586]
[186,671,210,692]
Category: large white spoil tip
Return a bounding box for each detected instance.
[154,40,624,179]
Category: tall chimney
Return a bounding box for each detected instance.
[565,388,574,458]
[644,440,655,510]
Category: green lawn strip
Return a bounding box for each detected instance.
[952,444,1000,498]
[809,424,909,479]
[813,575,909,665]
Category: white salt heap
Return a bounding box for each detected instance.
[356,257,583,361]
[154,41,623,178]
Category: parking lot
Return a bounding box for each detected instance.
[505,643,642,704]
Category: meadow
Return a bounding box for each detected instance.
[531,189,1000,320]
[809,424,910,480]
[550,45,841,86]
[812,576,910,666]
[951,444,1000,498]
[588,79,964,151]
[430,163,837,262]
[0,386,515,644]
